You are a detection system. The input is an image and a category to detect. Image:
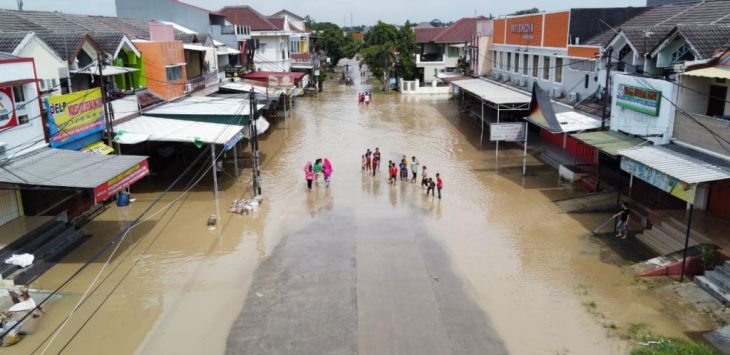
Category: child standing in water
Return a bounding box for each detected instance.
[313,159,323,185]
[421,166,429,188]
[426,178,436,197]
[304,161,314,190]
[410,156,419,183]
[361,155,367,171]
[436,173,443,199]
[399,159,408,181]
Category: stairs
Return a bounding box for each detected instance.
[636,216,713,256]
[0,215,87,287]
[695,260,730,306]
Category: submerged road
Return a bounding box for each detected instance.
[22,60,693,354]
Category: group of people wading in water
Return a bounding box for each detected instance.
[362,148,443,199]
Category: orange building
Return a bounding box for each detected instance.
[133,41,187,100]
[490,8,646,100]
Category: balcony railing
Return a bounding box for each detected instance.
[417,53,444,63]
[221,25,235,35]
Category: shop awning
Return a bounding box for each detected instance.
[243,117,270,139]
[0,148,148,203]
[682,67,730,80]
[143,96,263,125]
[114,115,245,148]
[618,144,730,203]
[220,82,285,97]
[183,44,212,52]
[451,79,531,110]
[242,71,306,85]
[571,130,646,156]
[525,83,602,133]
[71,65,139,76]
[217,47,241,55]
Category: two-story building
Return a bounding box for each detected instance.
[415,17,486,84]
[220,6,293,72]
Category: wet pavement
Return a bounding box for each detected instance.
[13,60,711,354]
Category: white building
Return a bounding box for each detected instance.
[415,17,486,84]
[0,54,46,159]
[0,32,67,97]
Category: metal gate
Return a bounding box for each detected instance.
[0,189,19,227]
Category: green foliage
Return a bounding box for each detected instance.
[396,21,417,80]
[306,19,360,65]
[631,337,718,355]
[364,21,399,47]
[509,8,540,16]
[698,244,717,270]
[360,21,418,82]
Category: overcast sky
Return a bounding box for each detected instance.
[6,0,643,25]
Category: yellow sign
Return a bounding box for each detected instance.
[45,88,105,147]
[81,141,114,155]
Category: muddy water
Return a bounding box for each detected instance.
[13,60,704,354]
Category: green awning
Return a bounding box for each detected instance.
[571,130,646,157]
[143,96,263,125]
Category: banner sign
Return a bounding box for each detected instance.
[267,75,295,88]
[223,131,244,152]
[93,160,149,202]
[45,88,105,147]
[0,87,17,129]
[490,123,526,141]
[620,157,696,203]
[616,84,661,117]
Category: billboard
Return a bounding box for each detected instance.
[93,160,149,202]
[616,84,661,117]
[490,123,526,141]
[620,157,696,203]
[45,88,105,147]
[0,87,17,129]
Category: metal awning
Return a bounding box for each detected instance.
[143,96,264,125]
[219,82,286,97]
[451,79,531,110]
[682,67,730,80]
[243,117,270,139]
[71,65,139,76]
[619,144,730,184]
[183,44,212,52]
[217,47,241,55]
[0,148,148,202]
[114,116,245,147]
[571,130,647,156]
[527,109,603,134]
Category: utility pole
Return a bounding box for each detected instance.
[16,0,22,11]
[601,46,613,129]
[249,88,262,196]
[97,52,113,147]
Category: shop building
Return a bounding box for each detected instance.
[490,8,647,101]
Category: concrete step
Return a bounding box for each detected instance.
[636,228,681,256]
[695,275,730,306]
[705,270,730,293]
[10,228,87,286]
[716,263,730,279]
[662,217,713,245]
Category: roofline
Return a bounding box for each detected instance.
[16,32,65,61]
[114,34,142,60]
[607,31,641,56]
[11,32,34,56]
[648,27,701,59]
[0,56,34,64]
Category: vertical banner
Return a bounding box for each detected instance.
[45,88,105,147]
[0,87,17,129]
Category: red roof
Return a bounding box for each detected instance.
[433,17,487,43]
[267,17,285,30]
[219,6,278,31]
[243,71,306,85]
[415,28,444,43]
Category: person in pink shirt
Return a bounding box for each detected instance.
[323,158,333,187]
[304,161,314,190]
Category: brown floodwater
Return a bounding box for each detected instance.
[10,60,713,354]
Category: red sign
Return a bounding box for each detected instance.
[0,87,17,129]
[94,160,149,202]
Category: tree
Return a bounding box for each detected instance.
[509,8,540,16]
[429,19,444,28]
[360,22,400,85]
[307,20,359,66]
[396,21,417,80]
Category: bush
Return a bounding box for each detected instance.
[631,336,718,355]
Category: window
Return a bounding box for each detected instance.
[532,55,539,78]
[492,50,497,68]
[52,78,57,88]
[12,86,25,103]
[166,65,182,81]
[522,54,528,75]
[514,53,520,73]
[506,52,512,71]
[447,46,460,58]
[17,115,28,125]
[40,79,46,90]
[543,56,550,80]
[555,57,563,83]
[290,40,300,54]
[498,51,503,69]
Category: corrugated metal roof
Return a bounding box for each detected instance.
[682,66,730,79]
[572,130,647,156]
[451,79,531,105]
[114,116,244,145]
[618,144,730,184]
[0,148,147,188]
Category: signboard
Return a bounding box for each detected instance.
[45,88,105,147]
[93,160,149,202]
[267,75,295,89]
[490,122,526,141]
[223,131,244,152]
[620,158,696,203]
[0,87,17,129]
[616,84,661,117]
[511,23,534,33]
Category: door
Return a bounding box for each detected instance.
[0,190,20,227]
[706,85,727,117]
[709,181,730,219]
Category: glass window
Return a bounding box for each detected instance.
[492,50,497,68]
[543,56,550,80]
[40,79,46,90]
[514,53,520,73]
[532,55,539,78]
[447,46,460,57]
[555,57,563,83]
[506,52,511,71]
[12,86,25,102]
[522,54,528,75]
[166,65,182,81]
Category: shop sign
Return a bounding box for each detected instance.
[0,88,17,129]
[94,160,149,202]
[490,122,526,141]
[616,84,661,117]
[45,88,105,147]
[620,158,696,203]
[511,23,534,33]
[223,131,244,152]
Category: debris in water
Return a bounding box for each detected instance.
[207,214,217,226]
[4,254,34,268]
[229,195,264,215]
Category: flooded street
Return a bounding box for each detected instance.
[16,61,701,354]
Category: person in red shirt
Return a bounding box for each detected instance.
[436,173,443,199]
[389,161,398,184]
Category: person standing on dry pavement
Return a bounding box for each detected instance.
[304,161,314,190]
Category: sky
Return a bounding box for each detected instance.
[6,0,643,25]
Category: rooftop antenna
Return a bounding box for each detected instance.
[16,0,23,11]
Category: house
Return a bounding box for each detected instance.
[269,9,314,71]
[415,17,487,84]
[0,32,66,96]
[220,6,293,72]
[0,53,45,159]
